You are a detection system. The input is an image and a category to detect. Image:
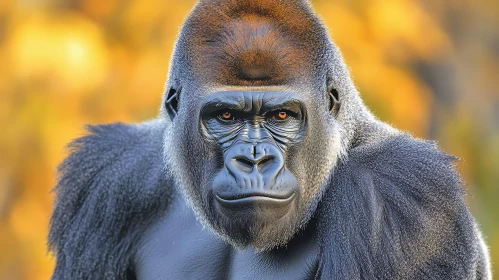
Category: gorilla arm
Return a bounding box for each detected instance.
[48,119,173,279]
[316,135,491,279]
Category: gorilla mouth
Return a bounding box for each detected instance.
[214,192,296,220]
[216,191,295,201]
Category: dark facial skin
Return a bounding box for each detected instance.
[198,90,307,247]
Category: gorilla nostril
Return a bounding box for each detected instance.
[257,156,274,172]
[259,156,273,165]
[235,157,254,172]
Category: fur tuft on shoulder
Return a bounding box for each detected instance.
[317,135,490,279]
[48,119,173,279]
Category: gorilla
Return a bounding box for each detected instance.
[49,0,492,279]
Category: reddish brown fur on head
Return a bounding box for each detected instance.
[174,0,329,86]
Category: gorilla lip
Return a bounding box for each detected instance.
[216,191,295,201]
[214,192,296,220]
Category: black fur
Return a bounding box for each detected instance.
[49,122,488,279]
[49,120,172,279]
[317,135,488,279]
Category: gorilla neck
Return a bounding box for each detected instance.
[135,192,319,279]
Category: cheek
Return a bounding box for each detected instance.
[289,115,342,205]
[187,120,233,193]
[166,118,215,187]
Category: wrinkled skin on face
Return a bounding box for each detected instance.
[201,91,304,247]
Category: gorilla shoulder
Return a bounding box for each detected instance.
[49,119,174,279]
[318,134,490,279]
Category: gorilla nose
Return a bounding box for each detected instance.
[234,155,275,173]
[225,143,285,189]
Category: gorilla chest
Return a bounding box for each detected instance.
[134,198,319,280]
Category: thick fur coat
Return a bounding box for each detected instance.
[49,121,491,279]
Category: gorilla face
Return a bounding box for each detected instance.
[164,85,344,251]
[200,90,305,247]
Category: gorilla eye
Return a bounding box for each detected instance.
[216,110,238,122]
[268,110,292,121]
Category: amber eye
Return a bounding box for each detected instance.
[270,111,289,121]
[221,111,232,120]
[278,111,287,119]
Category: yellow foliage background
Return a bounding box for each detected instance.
[0,0,497,278]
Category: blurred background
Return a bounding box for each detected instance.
[0,0,497,278]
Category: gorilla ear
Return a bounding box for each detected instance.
[328,87,341,118]
[165,87,180,121]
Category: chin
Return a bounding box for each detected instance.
[203,193,305,252]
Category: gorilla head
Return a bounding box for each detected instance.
[163,0,356,251]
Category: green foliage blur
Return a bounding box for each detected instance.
[0,0,497,278]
